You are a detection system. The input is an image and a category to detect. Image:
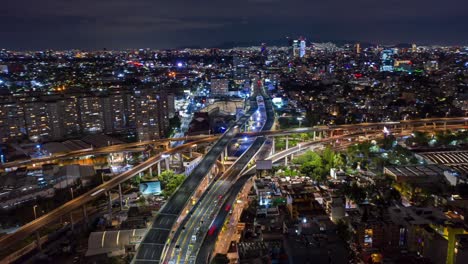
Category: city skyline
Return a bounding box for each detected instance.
[2,0,468,50]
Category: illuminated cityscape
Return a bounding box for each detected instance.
[0,1,468,264]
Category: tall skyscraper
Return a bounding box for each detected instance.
[299,37,306,58]
[22,100,50,141]
[0,100,25,142]
[233,55,249,83]
[356,43,361,54]
[133,89,170,141]
[380,50,394,72]
[292,40,300,58]
[78,96,104,133]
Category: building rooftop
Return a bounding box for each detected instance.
[86,229,148,257]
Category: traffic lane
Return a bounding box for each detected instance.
[135,243,164,262]
[142,107,255,262]
[173,137,265,262]
[153,215,178,230]
[146,229,171,244]
[196,172,254,263]
[173,180,229,262]
[182,139,266,262]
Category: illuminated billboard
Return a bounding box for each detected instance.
[139,181,162,195]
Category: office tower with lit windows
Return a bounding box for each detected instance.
[59,96,80,137]
[78,96,104,133]
[233,55,249,83]
[292,40,300,58]
[299,38,306,58]
[210,78,229,95]
[22,100,50,141]
[101,92,129,133]
[356,43,361,54]
[0,100,25,142]
[380,49,395,72]
[134,88,170,141]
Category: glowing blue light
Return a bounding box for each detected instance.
[177,62,183,67]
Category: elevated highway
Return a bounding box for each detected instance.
[162,90,275,264]
[0,117,465,254]
[0,137,220,251]
[133,97,259,263]
[0,135,214,169]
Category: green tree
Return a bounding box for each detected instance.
[333,153,345,169]
[343,182,366,203]
[322,147,335,167]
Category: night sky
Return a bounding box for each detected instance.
[2,0,467,50]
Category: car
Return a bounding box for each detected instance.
[225,204,231,212]
[208,225,216,236]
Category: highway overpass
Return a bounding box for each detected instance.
[0,117,465,253]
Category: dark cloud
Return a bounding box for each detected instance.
[1,0,467,49]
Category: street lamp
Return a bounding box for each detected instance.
[297,117,304,127]
[33,205,38,220]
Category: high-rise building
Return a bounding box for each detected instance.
[299,38,306,58]
[0,101,25,142]
[46,101,63,140]
[356,43,361,54]
[134,88,169,141]
[22,100,50,141]
[78,96,104,133]
[233,55,249,83]
[167,93,175,118]
[101,92,128,133]
[292,40,300,58]
[412,43,417,53]
[210,78,229,95]
[59,96,80,137]
[380,50,394,72]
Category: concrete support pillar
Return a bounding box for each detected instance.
[313,131,316,141]
[157,162,161,176]
[82,204,88,225]
[118,184,123,211]
[330,130,334,138]
[149,167,153,178]
[70,211,74,232]
[189,148,193,158]
[285,137,289,150]
[271,137,275,156]
[179,153,184,169]
[224,147,228,159]
[138,172,143,178]
[284,156,288,166]
[35,231,42,250]
[107,191,113,219]
[165,158,170,171]
[291,154,294,161]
